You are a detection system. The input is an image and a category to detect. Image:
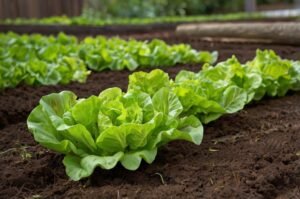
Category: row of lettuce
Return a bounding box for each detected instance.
[0,13,266,26]
[27,50,300,181]
[0,32,217,90]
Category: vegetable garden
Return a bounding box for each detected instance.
[0,11,300,199]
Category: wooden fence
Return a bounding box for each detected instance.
[0,0,85,19]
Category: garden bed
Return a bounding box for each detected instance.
[0,36,300,198]
[0,17,298,36]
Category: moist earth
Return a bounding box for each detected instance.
[0,34,300,199]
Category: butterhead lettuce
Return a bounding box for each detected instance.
[27,88,203,181]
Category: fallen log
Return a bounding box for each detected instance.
[176,22,300,45]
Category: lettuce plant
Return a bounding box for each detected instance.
[0,33,89,89]
[128,66,249,124]
[27,49,300,181]
[128,50,300,123]
[1,13,264,26]
[27,88,203,181]
[78,37,218,71]
[246,50,300,99]
[0,32,217,90]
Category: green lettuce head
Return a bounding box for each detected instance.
[27,88,203,181]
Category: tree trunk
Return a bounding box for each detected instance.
[295,0,300,8]
[176,22,300,45]
[245,0,256,12]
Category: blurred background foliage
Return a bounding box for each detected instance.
[82,0,294,19]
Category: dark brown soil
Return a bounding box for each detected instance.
[0,35,300,199]
[0,23,177,36]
